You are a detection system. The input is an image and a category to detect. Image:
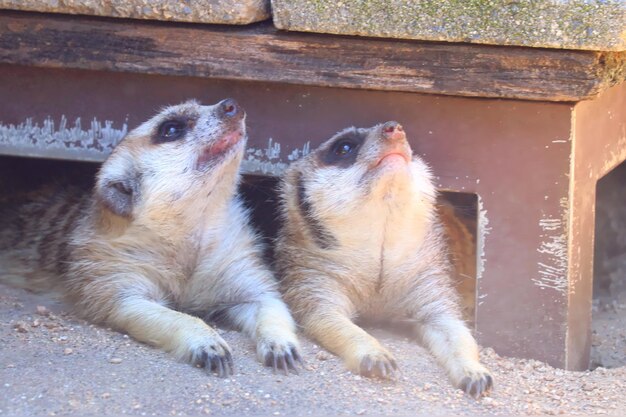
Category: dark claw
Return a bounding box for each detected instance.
[197,350,208,368]
[385,362,394,377]
[461,377,470,394]
[192,346,233,378]
[359,357,372,375]
[262,344,304,376]
[293,348,305,367]
[280,356,288,376]
[465,379,475,396]
[225,350,234,375]
[358,354,397,379]
[377,361,387,378]
[216,357,225,378]
[285,351,299,375]
[459,374,493,399]
[208,356,217,375]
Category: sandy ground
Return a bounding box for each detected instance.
[1,283,624,417]
[590,291,626,370]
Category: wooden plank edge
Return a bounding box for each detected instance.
[0,10,623,102]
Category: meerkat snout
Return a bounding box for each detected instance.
[381,121,404,138]
[194,98,246,169]
[374,121,411,169]
[217,98,243,121]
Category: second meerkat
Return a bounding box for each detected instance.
[275,122,492,397]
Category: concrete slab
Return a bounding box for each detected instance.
[271,0,626,51]
[0,0,270,25]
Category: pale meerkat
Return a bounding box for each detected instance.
[275,121,492,397]
[0,99,301,376]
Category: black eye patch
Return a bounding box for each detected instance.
[319,131,365,168]
[152,118,189,144]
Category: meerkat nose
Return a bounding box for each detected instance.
[382,121,405,141]
[218,98,244,121]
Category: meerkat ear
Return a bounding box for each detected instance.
[95,152,140,218]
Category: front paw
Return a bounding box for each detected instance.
[346,345,398,379]
[189,335,234,378]
[456,364,493,398]
[257,339,303,375]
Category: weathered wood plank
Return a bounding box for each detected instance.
[0,10,623,101]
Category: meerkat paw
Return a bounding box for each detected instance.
[454,363,493,398]
[257,337,303,375]
[346,345,398,379]
[187,334,234,378]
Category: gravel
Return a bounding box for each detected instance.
[590,291,626,370]
[1,282,624,416]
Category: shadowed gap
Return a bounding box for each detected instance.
[592,159,626,369]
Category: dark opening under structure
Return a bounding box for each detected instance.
[591,159,626,369]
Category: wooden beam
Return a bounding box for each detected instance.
[0,10,623,101]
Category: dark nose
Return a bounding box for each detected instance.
[382,121,405,141]
[218,98,244,121]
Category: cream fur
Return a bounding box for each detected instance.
[276,122,492,397]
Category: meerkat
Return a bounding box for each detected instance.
[275,121,492,397]
[0,99,301,376]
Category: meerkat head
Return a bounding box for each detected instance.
[95,99,246,221]
[315,121,414,187]
[281,122,436,246]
